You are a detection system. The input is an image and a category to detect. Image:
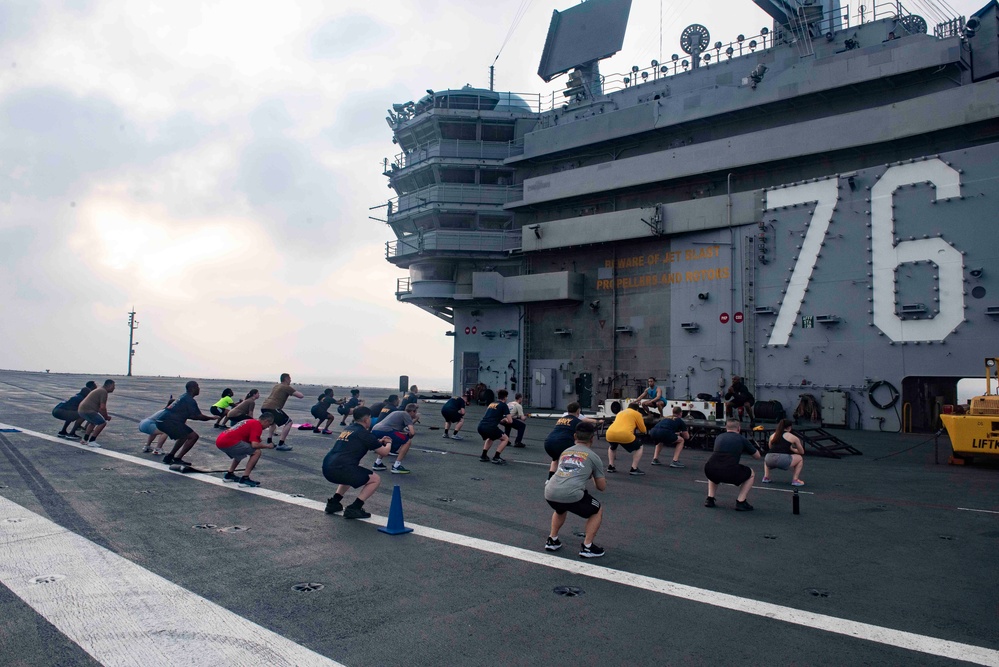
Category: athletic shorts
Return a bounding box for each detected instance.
[477,425,504,441]
[138,418,159,436]
[382,430,410,453]
[322,464,372,489]
[210,406,225,417]
[219,441,254,460]
[546,489,601,518]
[260,408,289,426]
[79,411,106,426]
[158,421,193,440]
[229,414,250,425]
[704,454,753,486]
[52,407,79,422]
[544,438,573,462]
[607,439,641,453]
[311,405,329,420]
[442,409,462,423]
[765,453,793,470]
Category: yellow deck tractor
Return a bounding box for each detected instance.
[940,357,999,463]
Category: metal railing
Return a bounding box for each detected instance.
[386,230,521,260]
[386,183,522,216]
[389,139,524,171]
[396,277,412,295]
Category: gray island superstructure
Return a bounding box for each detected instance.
[381,0,999,433]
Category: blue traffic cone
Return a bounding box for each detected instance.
[379,485,414,535]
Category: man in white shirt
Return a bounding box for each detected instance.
[504,392,528,448]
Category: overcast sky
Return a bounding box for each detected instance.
[0,0,983,389]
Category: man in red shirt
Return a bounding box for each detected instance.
[215,412,276,487]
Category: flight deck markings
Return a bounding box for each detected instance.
[2,421,998,667]
[0,495,344,667]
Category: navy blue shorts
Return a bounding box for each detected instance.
[478,425,504,441]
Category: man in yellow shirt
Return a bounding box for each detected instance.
[604,402,648,475]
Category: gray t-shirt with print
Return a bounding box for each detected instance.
[372,409,415,433]
[545,444,605,503]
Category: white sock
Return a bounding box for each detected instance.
[375,458,383,465]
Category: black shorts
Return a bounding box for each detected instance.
[478,425,504,441]
[322,465,372,489]
[442,409,462,423]
[158,421,193,441]
[311,405,329,420]
[705,454,753,486]
[547,489,601,518]
[210,406,225,416]
[52,407,79,422]
[260,408,289,426]
[544,438,573,462]
[608,440,642,453]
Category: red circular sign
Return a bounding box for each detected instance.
[471,326,477,334]
[465,327,471,335]
[719,313,730,324]
[734,312,744,323]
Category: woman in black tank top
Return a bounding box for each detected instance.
[764,419,805,486]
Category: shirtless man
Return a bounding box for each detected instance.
[77,379,115,447]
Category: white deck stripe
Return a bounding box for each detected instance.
[0,496,343,667]
[3,421,998,666]
[958,507,999,515]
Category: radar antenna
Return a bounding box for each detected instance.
[680,24,710,69]
[898,15,928,35]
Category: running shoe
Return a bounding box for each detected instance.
[152,450,162,456]
[442,432,451,439]
[57,431,70,438]
[579,543,605,558]
[762,477,772,483]
[372,461,387,471]
[173,458,193,467]
[704,496,716,508]
[312,428,321,433]
[492,457,507,465]
[450,434,464,441]
[545,536,562,551]
[629,468,645,476]
[274,444,293,451]
[324,498,343,514]
[343,506,371,520]
[87,441,102,448]
[238,476,260,487]
[321,429,333,435]
[606,465,616,473]
[223,472,238,483]
[735,500,754,511]
[791,479,805,487]
[479,455,491,462]
[650,458,662,466]
[669,461,685,469]
[142,446,152,453]
[162,454,175,465]
[391,465,411,474]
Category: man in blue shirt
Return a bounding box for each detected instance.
[159,381,215,466]
[441,395,466,440]
[478,389,513,465]
[651,406,691,468]
[323,407,392,519]
[638,377,666,413]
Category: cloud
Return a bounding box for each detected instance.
[309,14,391,60]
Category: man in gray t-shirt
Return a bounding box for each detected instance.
[543,423,608,558]
[369,403,418,474]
